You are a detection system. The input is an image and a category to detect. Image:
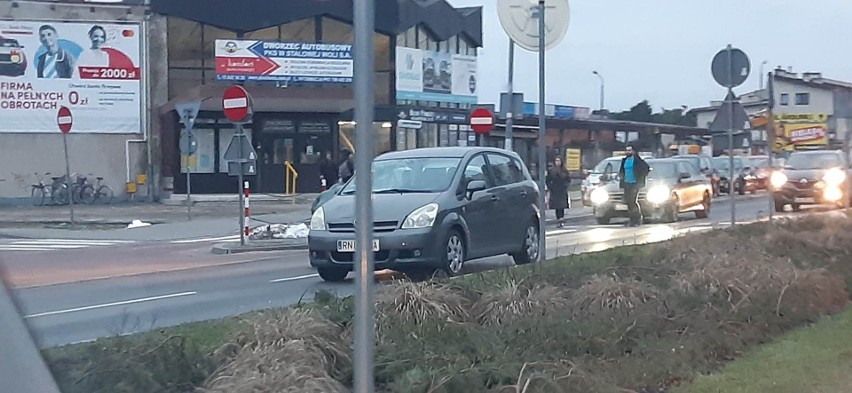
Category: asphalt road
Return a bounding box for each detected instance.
[3,194,785,348]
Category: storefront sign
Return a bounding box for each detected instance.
[773,113,829,151]
[394,46,477,104]
[0,21,142,133]
[400,108,468,124]
[565,148,581,171]
[215,40,353,83]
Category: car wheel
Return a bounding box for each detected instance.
[317,267,348,282]
[695,192,711,219]
[774,199,786,213]
[791,203,802,212]
[443,230,466,276]
[512,220,539,265]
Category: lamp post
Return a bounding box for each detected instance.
[592,70,604,110]
[759,60,768,90]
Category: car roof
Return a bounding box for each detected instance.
[376,147,517,161]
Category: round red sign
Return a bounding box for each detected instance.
[57,106,73,134]
[469,108,494,134]
[222,85,252,122]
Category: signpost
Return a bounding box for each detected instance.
[711,45,750,229]
[470,108,494,146]
[498,0,570,263]
[222,86,254,246]
[57,106,75,229]
[176,101,201,220]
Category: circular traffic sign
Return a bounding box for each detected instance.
[497,0,570,52]
[222,85,252,122]
[711,47,751,88]
[57,106,73,134]
[470,108,494,135]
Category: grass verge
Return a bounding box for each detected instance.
[42,212,852,392]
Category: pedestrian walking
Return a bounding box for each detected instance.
[338,150,355,183]
[318,151,338,190]
[546,157,571,227]
[618,145,650,227]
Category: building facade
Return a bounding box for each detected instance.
[0,0,482,201]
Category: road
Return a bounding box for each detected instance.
[2,194,781,348]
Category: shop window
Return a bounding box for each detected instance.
[339,122,390,156]
[417,26,431,50]
[375,33,391,70]
[458,38,468,55]
[418,123,438,148]
[396,34,405,48]
[180,128,216,174]
[202,24,236,67]
[405,27,417,49]
[322,17,352,43]
[449,35,458,54]
[167,17,202,68]
[282,19,315,41]
[375,71,391,105]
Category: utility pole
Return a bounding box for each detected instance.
[504,40,516,151]
[536,0,547,262]
[726,45,736,228]
[767,71,775,220]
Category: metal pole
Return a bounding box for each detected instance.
[505,40,515,151]
[62,132,75,230]
[353,0,376,391]
[537,0,547,262]
[726,44,736,228]
[767,71,775,220]
[186,131,192,221]
[593,71,604,110]
[237,124,246,246]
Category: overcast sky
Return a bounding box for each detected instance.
[446,0,852,113]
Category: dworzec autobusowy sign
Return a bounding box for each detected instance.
[0,20,142,133]
[215,40,353,83]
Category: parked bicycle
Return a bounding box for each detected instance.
[31,172,55,206]
[80,175,114,205]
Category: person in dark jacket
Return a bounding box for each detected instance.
[37,25,75,79]
[618,145,650,227]
[546,157,571,227]
[318,151,339,189]
[338,151,355,183]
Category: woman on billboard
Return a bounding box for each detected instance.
[76,25,109,68]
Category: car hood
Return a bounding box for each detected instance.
[597,177,678,193]
[783,169,829,181]
[320,192,441,224]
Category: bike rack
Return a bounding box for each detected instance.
[284,160,298,202]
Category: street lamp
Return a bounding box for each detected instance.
[759,60,768,90]
[592,70,604,110]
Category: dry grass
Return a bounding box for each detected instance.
[571,273,663,317]
[473,280,570,325]
[199,308,350,393]
[376,280,471,326]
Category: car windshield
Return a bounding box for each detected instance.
[1,39,18,47]
[751,158,769,168]
[341,157,461,194]
[593,158,621,173]
[647,162,678,180]
[786,153,843,170]
[713,157,742,170]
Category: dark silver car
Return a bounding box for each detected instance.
[771,150,852,212]
[308,147,541,282]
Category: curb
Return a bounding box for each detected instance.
[211,240,308,254]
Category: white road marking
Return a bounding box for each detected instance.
[170,235,240,244]
[269,273,320,283]
[23,291,197,319]
[546,228,578,236]
[0,238,135,252]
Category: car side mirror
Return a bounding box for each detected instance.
[465,180,487,199]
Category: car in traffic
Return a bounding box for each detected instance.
[311,182,344,214]
[0,37,27,77]
[670,154,719,196]
[770,150,851,212]
[581,157,623,206]
[308,147,541,282]
[590,158,712,224]
[713,156,758,195]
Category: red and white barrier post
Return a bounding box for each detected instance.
[243,181,250,237]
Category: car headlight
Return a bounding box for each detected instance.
[823,168,846,185]
[770,171,788,189]
[402,203,438,229]
[646,185,671,205]
[310,207,326,231]
[590,187,609,205]
[824,186,843,202]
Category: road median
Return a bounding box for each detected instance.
[211,238,307,254]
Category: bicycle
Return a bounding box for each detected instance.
[80,175,114,205]
[49,174,70,205]
[30,172,54,206]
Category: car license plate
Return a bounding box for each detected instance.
[336,239,380,252]
[615,204,628,211]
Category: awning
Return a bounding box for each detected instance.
[159,84,355,115]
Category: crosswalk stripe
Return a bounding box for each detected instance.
[0,238,135,252]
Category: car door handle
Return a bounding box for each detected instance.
[490,195,500,202]
[519,190,527,197]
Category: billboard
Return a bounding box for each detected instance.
[395,46,477,104]
[773,113,829,151]
[0,20,142,134]
[215,40,352,83]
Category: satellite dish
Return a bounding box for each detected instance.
[497,0,570,52]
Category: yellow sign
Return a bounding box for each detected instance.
[136,174,147,185]
[565,148,581,171]
[181,154,198,169]
[773,113,829,152]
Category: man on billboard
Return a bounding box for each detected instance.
[36,25,75,79]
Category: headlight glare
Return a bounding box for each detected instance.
[402,203,439,229]
[824,186,843,202]
[590,187,609,205]
[770,171,788,189]
[646,185,671,205]
[823,168,846,185]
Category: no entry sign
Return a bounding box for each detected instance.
[470,108,494,134]
[222,85,252,122]
[57,106,73,134]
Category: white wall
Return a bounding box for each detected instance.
[773,79,834,116]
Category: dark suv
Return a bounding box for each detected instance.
[771,150,851,212]
[308,147,541,281]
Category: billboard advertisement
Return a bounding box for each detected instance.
[395,46,477,104]
[0,20,142,134]
[773,113,829,151]
[215,40,352,83]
